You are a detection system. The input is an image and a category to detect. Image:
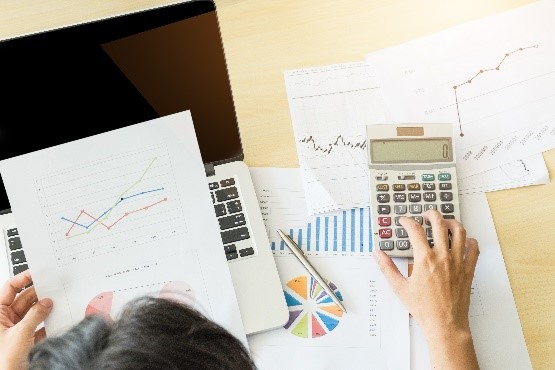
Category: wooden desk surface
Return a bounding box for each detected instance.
[2,1,553,368]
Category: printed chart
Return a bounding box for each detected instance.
[86,280,195,320]
[283,275,344,338]
[251,168,373,257]
[365,0,555,176]
[285,62,392,214]
[35,145,187,266]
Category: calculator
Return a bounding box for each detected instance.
[366,123,460,257]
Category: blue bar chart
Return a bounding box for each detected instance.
[270,207,373,254]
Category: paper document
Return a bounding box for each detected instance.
[250,167,373,256]
[410,193,532,369]
[458,153,549,194]
[0,111,247,342]
[284,62,392,214]
[284,61,549,212]
[248,167,408,369]
[365,0,555,177]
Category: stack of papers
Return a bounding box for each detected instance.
[259,0,554,368]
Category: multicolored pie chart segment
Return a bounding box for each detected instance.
[283,275,344,338]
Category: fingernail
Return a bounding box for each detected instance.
[39,298,53,308]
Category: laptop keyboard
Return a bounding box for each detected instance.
[209,177,256,261]
[5,227,29,276]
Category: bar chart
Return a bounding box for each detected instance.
[250,168,374,257]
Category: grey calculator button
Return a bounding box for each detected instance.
[395,228,408,238]
[394,217,402,226]
[379,240,394,250]
[439,182,452,190]
[440,192,453,201]
[423,204,437,211]
[411,216,423,224]
[394,205,407,214]
[393,193,406,202]
[397,240,410,250]
[409,204,422,214]
[443,215,456,220]
[441,203,454,213]
[377,193,390,203]
[423,192,436,202]
[378,205,391,214]
[426,227,433,238]
[422,183,435,190]
[408,193,421,202]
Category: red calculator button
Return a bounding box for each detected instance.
[379,228,392,239]
[378,217,391,226]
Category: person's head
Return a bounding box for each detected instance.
[28,296,255,369]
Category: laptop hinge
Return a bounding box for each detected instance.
[204,163,215,177]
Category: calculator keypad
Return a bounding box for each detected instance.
[371,169,460,257]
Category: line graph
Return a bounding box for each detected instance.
[299,135,367,154]
[364,0,555,177]
[36,145,187,265]
[453,45,538,137]
[285,62,390,214]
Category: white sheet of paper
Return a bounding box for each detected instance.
[410,193,532,369]
[365,0,555,177]
[283,62,549,215]
[457,153,549,194]
[251,167,373,257]
[284,62,392,214]
[0,111,247,342]
[248,167,409,370]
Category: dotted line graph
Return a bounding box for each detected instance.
[452,45,539,137]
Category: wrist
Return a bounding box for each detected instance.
[424,325,479,370]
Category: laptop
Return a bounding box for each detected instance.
[0,0,288,335]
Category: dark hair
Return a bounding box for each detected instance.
[29,297,256,370]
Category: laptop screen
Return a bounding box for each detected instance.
[0,0,243,211]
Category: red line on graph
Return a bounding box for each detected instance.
[64,197,168,236]
[452,45,538,137]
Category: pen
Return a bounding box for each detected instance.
[277,229,347,313]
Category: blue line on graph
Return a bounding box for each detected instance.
[316,217,321,252]
[342,211,347,252]
[298,229,303,247]
[333,216,338,251]
[325,217,329,252]
[61,187,165,229]
[271,241,275,251]
[280,240,285,251]
[351,209,355,252]
[307,223,312,251]
[360,208,364,252]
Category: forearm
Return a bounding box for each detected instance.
[426,327,479,370]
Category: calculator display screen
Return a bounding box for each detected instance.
[370,138,452,163]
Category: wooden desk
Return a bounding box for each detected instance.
[1,1,553,368]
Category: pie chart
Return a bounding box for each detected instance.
[85,281,195,320]
[283,275,344,338]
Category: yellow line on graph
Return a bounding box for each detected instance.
[66,157,157,239]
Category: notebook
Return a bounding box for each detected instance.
[0,0,288,335]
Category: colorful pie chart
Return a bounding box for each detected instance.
[283,275,344,338]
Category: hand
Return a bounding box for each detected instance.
[374,210,480,370]
[0,271,53,370]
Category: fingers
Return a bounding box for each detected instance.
[374,249,407,298]
[398,216,429,262]
[443,219,467,262]
[11,286,38,320]
[0,271,33,306]
[17,299,53,337]
[34,327,47,343]
[423,210,449,254]
[464,238,480,279]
